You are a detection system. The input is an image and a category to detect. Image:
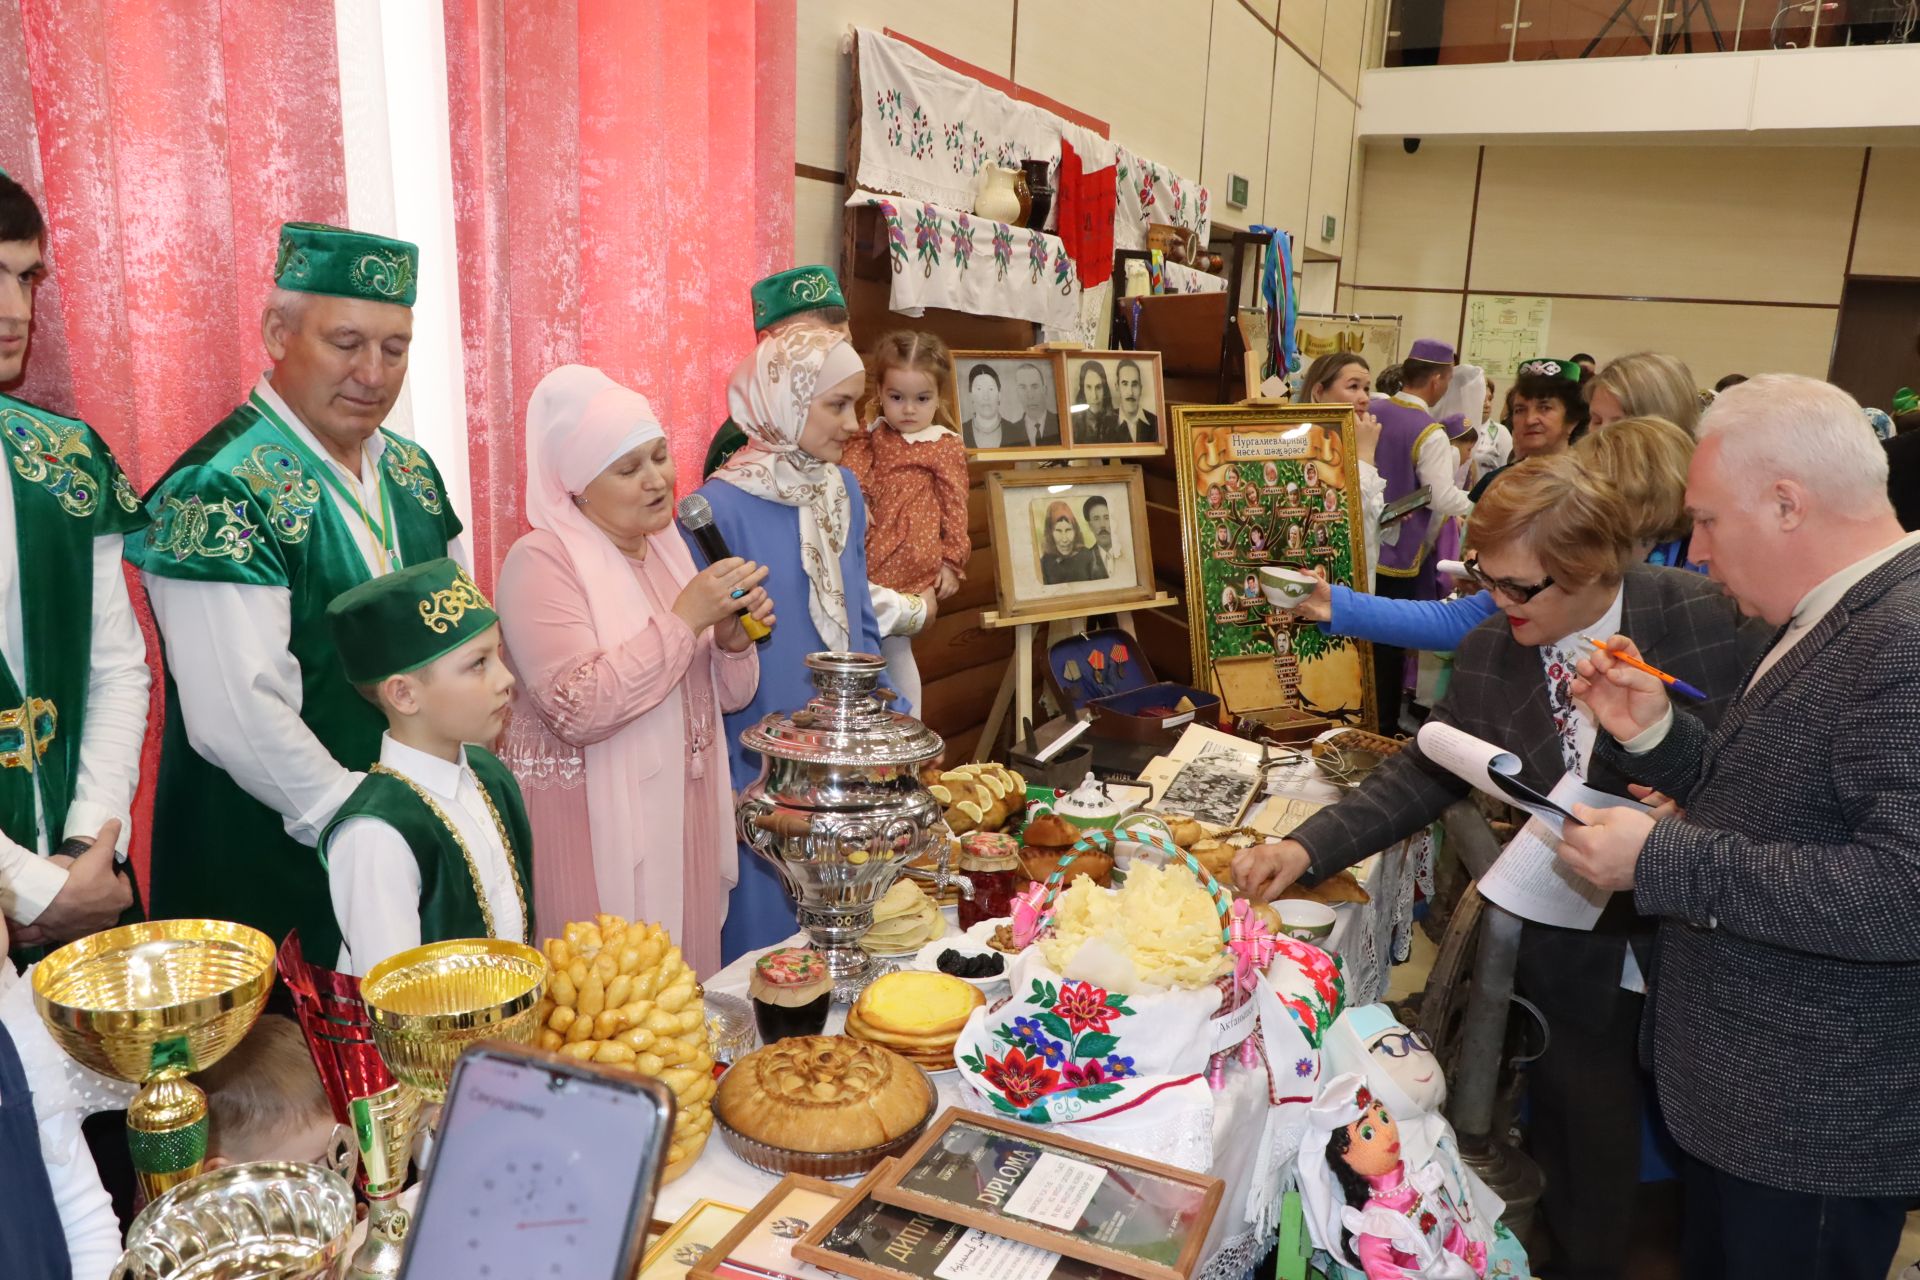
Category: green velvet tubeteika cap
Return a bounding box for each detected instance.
[1515,356,1584,385]
[328,558,498,685]
[750,265,844,331]
[274,221,420,307]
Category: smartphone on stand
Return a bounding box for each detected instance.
[399,1041,675,1280]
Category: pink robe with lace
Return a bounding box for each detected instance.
[497,528,758,977]
[1352,1165,1487,1280]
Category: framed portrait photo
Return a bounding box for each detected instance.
[986,465,1156,620]
[1061,351,1165,455]
[951,351,1070,461]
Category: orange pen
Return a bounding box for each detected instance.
[1579,636,1708,701]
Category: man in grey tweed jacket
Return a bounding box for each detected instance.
[1234,456,1769,1280]
[1564,375,1920,1280]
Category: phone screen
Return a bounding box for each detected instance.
[400,1048,670,1280]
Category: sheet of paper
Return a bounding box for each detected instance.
[999,1152,1106,1230]
[1415,721,1582,833]
[1478,777,1650,929]
[933,1230,1062,1280]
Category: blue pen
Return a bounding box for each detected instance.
[1580,635,1708,701]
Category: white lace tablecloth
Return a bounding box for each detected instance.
[1263,751,1435,1007]
[658,914,1280,1280]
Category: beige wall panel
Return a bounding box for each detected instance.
[1262,43,1320,242]
[1850,148,1920,279]
[1242,0,1282,26]
[1321,0,1367,97]
[1279,0,1327,60]
[1016,0,1211,177]
[1306,81,1356,254]
[1469,146,1860,305]
[797,2,1015,172]
[1202,0,1279,224]
[1352,143,1479,288]
[1548,297,1837,383]
[793,175,842,273]
[1348,287,1465,354]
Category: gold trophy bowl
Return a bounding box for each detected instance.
[33,919,276,1199]
[360,938,547,1101]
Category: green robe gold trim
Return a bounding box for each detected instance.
[129,401,465,961]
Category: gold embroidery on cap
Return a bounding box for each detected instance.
[418,566,491,634]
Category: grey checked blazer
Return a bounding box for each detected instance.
[1291,565,1766,893]
[1595,543,1920,1197]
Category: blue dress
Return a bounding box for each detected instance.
[685,472,887,962]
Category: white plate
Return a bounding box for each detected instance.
[960,921,1021,951]
[912,936,1011,993]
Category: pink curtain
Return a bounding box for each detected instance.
[0,0,348,882]
[444,0,797,586]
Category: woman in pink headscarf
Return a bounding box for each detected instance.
[496,366,774,976]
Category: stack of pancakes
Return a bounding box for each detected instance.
[845,971,983,1072]
[859,878,944,956]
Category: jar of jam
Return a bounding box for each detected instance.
[957,832,1025,930]
[749,948,832,1044]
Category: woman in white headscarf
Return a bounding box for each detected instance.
[689,325,883,961]
[496,365,773,977]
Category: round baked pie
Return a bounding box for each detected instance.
[714,1035,933,1154]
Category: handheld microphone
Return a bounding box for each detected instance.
[676,494,772,644]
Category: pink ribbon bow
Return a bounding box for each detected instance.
[1010,881,1050,950]
[1227,899,1277,991]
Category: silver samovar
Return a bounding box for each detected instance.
[736,652,965,994]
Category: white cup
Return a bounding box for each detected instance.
[1257,567,1320,609]
[1275,899,1337,943]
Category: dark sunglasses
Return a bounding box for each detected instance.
[1462,553,1556,603]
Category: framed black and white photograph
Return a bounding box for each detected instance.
[953,351,1065,456]
[986,466,1157,620]
[1062,351,1165,454]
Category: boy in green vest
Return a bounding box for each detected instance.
[319,558,533,975]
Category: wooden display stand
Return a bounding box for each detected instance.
[970,592,1180,763]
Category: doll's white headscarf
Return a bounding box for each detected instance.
[1296,1072,1372,1271]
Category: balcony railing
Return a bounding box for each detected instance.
[1379,0,1918,67]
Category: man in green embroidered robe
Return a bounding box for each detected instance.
[0,171,149,951]
[318,558,531,975]
[128,223,466,962]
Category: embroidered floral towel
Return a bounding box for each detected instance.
[848,190,1083,334]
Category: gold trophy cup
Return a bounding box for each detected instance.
[350,939,546,1276]
[33,919,277,1200]
[359,938,549,1101]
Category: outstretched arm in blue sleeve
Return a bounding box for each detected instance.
[1319,588,1499,652]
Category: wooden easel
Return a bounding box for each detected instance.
[970,591,1180,762]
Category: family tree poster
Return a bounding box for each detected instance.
[1171,406,1375,728]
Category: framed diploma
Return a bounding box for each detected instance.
[690,1176,848,1280]
[866,1111,1223,1280]
[640,1201,753,1280]
[795,1161,1133,1280]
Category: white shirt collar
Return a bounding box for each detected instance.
[1392,390,1431,413]
[895,421,956,445]
[1784,530,1920,632]
[378,732,468,801]
[255,374,389,477]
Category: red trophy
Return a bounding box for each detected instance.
[277,932,423,1280]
